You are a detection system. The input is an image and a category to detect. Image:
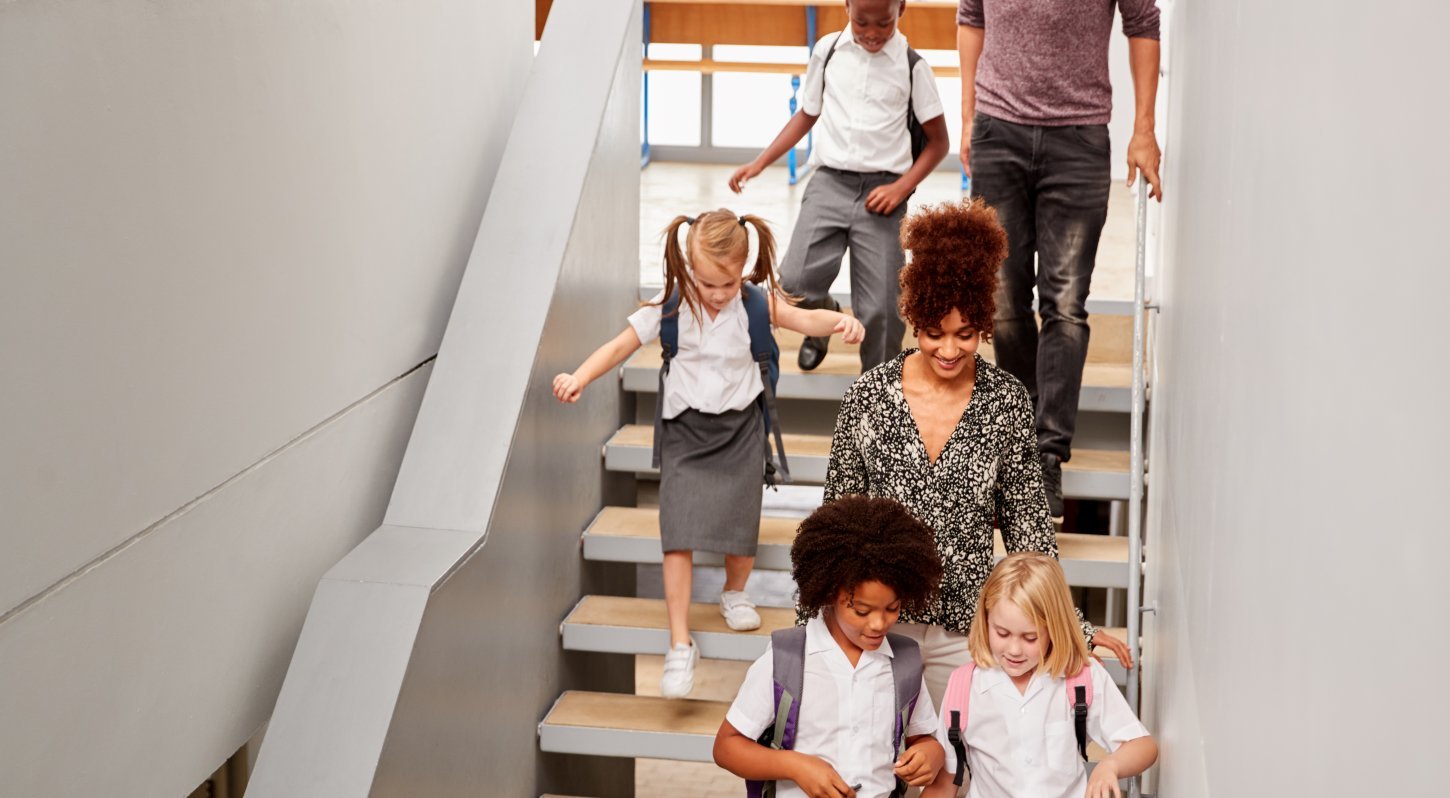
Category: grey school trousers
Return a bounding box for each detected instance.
[779,166,909,371]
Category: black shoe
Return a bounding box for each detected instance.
[796,298,840,372]
[1041,453,1064,521]
[798,336,828,371]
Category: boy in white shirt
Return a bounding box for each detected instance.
[713,496,951,798]
[729,0,950,373]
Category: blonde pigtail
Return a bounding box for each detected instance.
[657,215,703,322]
[741,214,798,318]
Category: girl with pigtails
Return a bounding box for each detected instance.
[553,209,864,699]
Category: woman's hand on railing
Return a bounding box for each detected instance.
[1090,628,1135,669]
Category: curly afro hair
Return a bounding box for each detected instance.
[791,495,943,617]
[898,198,1007,341]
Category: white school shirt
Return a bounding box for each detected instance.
[725,617,948,798]
[800,30,945,176]
[957,660,1150,798]
[628,290,764,419]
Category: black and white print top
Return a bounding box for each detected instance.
[823,351,1095,641]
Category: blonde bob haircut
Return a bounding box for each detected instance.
[967,553,1091,678]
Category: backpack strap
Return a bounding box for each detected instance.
[740,284,790,484]
[1065,664,1094,762]
[746,626,809,798]
[886,633,923,798]
[651,290,682,470]
[817,32,845,99]
[906,46,920,124]
[941,662,976,787]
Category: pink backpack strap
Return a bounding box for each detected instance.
[1064,664,1093,761]
[942,663,975,786]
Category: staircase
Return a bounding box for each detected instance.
[538,295,1150,791]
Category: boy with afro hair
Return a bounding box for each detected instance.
[714,496,955,798]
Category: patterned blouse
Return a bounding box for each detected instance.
[823,351,1095,641]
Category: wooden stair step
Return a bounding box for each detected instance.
[564,595,1127,667]
[603,425,1132,500]
[540,690,1110,762]
[581,506,1131,588]
[623,342,1135,412]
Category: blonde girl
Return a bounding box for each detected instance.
[922,554,1158,798]
[552,209,864,698]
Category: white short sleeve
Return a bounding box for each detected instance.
[1087,660,1150,751]
[799,34,841,116]
[724,647,778,740]
[627,291,665,347]
[909,56,944,125]
[905,676,958,776]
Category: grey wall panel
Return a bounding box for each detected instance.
[1142,2,1450,796]
[250,1,642,794]
[369,46,642,792]
[0,0,532,614]
[0,367,430,797]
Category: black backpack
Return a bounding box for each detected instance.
[819,33,929,162]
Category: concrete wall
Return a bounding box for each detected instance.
[1142,1,1449,795]
[0,1,531,794]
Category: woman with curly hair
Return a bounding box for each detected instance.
[823,198,1130,706]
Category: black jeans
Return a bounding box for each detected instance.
[969,112,1111,461]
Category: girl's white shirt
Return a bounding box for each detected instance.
[958,659,1148,798]
[629,290,765,419]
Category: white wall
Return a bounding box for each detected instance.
[1143,1,1450,795]
[0,1,531,794]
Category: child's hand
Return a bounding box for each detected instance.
[894,739,944,787]
[1085,759,1122,798]
[729,162,764,193]
[788,752,856,798]
[551,373,583,403]
[864,180,912,215]
[833,314,865,345]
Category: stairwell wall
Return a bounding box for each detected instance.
[0,1,531,794]
[1143,1,1449,795]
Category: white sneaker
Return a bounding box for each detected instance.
[720,590,762,631]
[660,637,699,699]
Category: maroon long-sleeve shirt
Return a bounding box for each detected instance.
[958,0,1160,126]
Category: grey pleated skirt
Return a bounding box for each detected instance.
[658,406,764,556]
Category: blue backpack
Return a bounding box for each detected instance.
[650,282,790,485]
[746,626,923,798]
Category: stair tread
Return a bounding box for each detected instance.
[586,507,1129,563]
[566,595,794,637]
[543,690,1111,760]
[548,690,726,736]
[628,346,1132,391]
[566,597,1127,664]
[607,425,1129,475]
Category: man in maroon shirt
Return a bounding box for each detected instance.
[958,0,1164,518]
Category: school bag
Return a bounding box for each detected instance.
[650,282,791,485]
[819,32,930,162]
[939,662,1094,787]
[747,625,923,798]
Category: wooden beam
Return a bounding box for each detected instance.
[644,57,960,78]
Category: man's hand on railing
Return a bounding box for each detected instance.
[1126,129,1163,201]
